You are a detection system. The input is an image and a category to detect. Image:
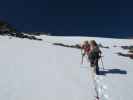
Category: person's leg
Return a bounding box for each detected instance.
[90,59,95,67]
[95,59,100,75]
[89,59,96,75]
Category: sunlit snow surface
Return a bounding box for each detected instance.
[0,35,133,100]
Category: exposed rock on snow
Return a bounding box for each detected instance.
[117,52,133,59]
[0,32,42,41]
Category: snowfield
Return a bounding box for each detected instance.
[0,35,133,100]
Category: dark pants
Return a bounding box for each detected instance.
[90,59,100,75]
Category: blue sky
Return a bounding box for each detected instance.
[0,0,133,35]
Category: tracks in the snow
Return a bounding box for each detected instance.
[80,65,109,100]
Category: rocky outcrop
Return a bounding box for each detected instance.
[117,52,133,59]
[0,20,16,33]
[53,43,81,49]
[6,32,42,41]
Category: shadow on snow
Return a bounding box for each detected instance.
[99,68,127,75]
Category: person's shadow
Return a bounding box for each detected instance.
[99,68,127,75]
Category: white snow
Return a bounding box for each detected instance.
[0,35,133,100]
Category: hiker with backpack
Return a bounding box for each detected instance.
[88,40,102,75]
[81,40,91,64]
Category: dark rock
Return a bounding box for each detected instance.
[53,43,81,49]
[117,52,133,59]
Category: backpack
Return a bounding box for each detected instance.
[82,44,90,52]
[89,46,101,61]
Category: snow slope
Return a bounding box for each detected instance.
[0,35,133,100]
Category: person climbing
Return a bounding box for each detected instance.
[81,40,91,64]
[88,40,102,75]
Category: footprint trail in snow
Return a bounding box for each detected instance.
[93,75,109,100]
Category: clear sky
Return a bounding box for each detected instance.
[0,0,133,35]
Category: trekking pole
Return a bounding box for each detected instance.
[100,57,104,70]
[81,54,84,64]
[81,49,84,64]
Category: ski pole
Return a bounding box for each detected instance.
[100,57,104,70]
[81,54,84,64]
[81,49,84,64]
